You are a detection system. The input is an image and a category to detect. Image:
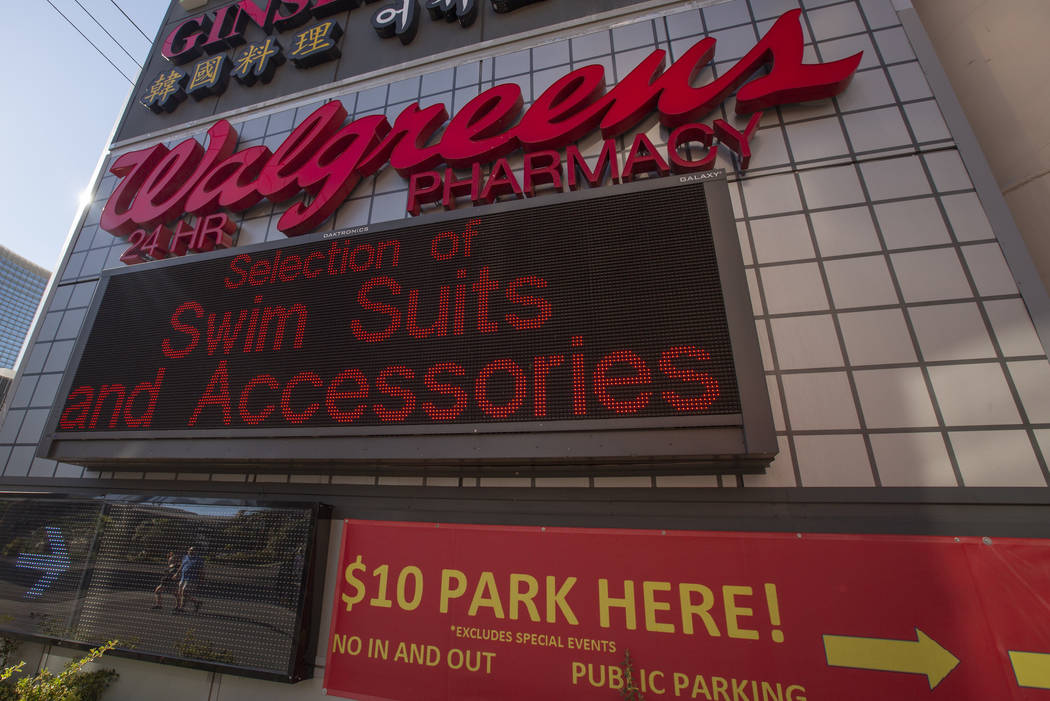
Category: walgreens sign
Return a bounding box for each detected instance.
[101,10,860,260]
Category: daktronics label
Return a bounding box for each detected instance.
[45,177,774,470]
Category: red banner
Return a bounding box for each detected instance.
[324,521,1050,700]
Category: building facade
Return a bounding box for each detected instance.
[1,0,1049,699]
[0,246,49,370]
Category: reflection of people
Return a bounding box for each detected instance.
[152,551,178,609]
[174,546,203,614]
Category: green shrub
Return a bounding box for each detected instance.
[0,640,118,701]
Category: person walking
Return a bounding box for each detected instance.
[152,551,178,609]
[174,546,204,614]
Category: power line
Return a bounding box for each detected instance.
[72,0,142,68]
[107,0,152,43]
[42,0,135,83]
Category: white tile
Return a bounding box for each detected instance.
[334,199,370,229]
[909,303,996,361]
[750,0,800,21]
[825,255,899,309]
[929,364,1021,426]
[740,172,802,216]
[905,100,951,142]
[795,434,874,486]
[891,249,972,302]
[951,430,1046,486]
[572,30,611,60]
[962,243,1018,297]
[55,463,84,478]
[941,192,994,241]
[781,372,860,430]
[378,476,424,486]
[760,320,776,373]
[612,20,656,51]
[819,33,879,71]
[210,473,247,482]
[594,476,653,487]
[654,475,719,487]
[843,107,912,152]
[836,68,895,112]
[860,156,931,201]
[874,26,916,64]
[785,117,850,161]
[859,0,900,29]
[780,98,838,124]
[750,214,814,263]
[331,475,378,485]
[808,2,866,40]
[767,375,786,430]
[1035,430,1050,470]
[838,308,917,365]
[479,477,531,487]
[887,61,932,101]
[370,191,409,224]
[665,10,703,40]
[743,436,798,486]
[708,24,760,62]
[799,165,865,208]
[737,221,754,265]
[724,94,783,131]
[533,40,570,70]
[872,433,957,486]
[141,471,176,481]
[924,150,973,192]
[874,198,950,249]
[759,262,830,313]
[747,268,765,315]
[534,477,590,487]
[729,181,744,219]
[702,0,752,30]
[1008,360,1050,424]
[854,367,938,428]
[614,47,656,86]
[749,125,792,167]
[985,299,1045,357]
[770,315,844,369]
[811,206,881,256]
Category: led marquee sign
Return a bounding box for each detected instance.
[42,174,775,474]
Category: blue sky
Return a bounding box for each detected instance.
[0,0,169,270]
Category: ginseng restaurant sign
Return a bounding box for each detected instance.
[146,0,547,113]
[102,9,861,264]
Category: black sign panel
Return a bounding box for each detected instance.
[43,175,775,473]
[0,497,323,682]
[116,0,667,141]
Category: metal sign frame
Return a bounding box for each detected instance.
[39,172,776,475]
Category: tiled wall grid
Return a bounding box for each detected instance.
[4,0,1048,489]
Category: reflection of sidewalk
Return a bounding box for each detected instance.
[0,567,81,638]
[75,589,298,670]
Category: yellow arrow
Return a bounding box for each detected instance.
[823,628,959,689]
[1010,651,1050,689]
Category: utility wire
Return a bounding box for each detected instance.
[71,0,143,68]
[43,0,135,83]
[107,0,152,43]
